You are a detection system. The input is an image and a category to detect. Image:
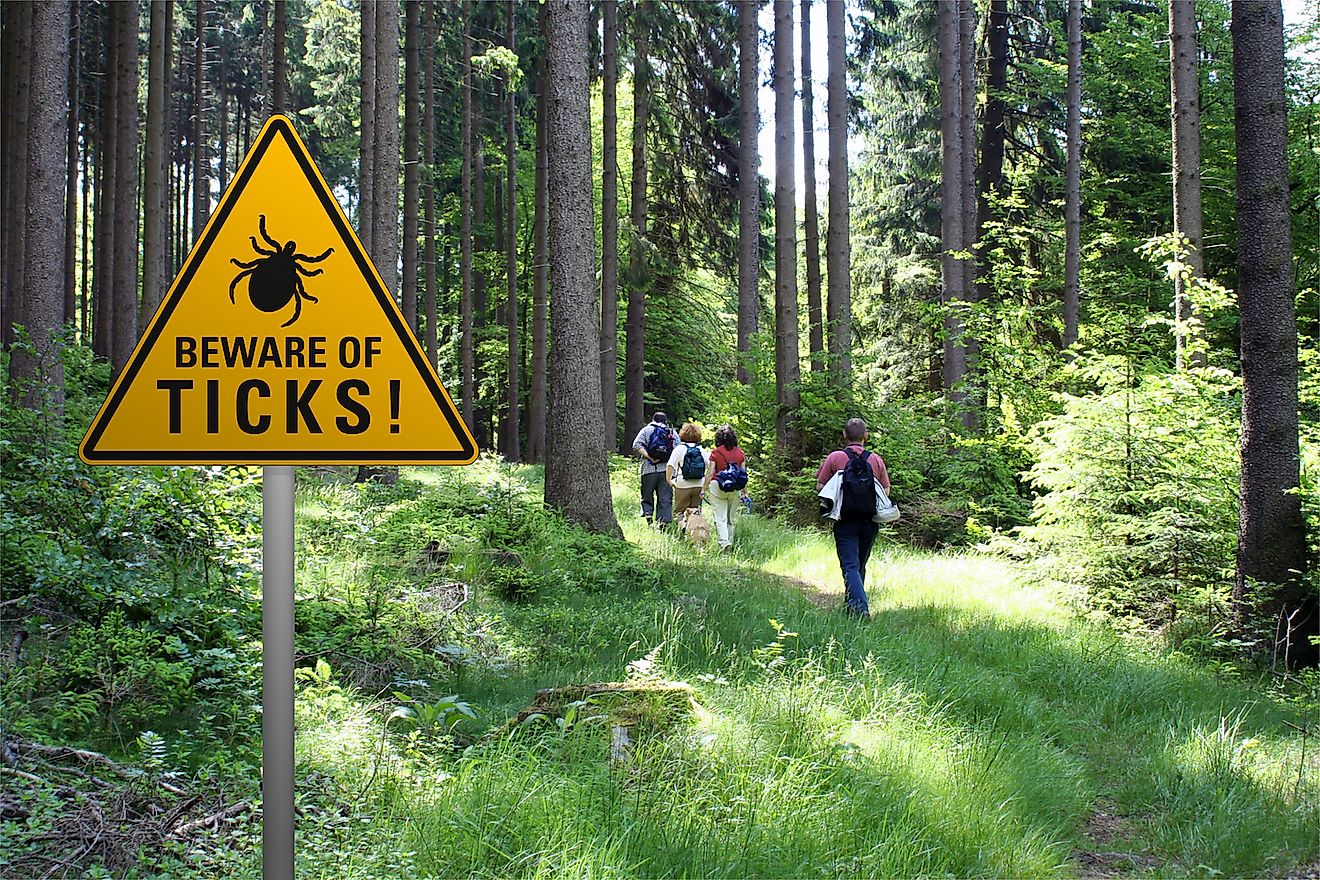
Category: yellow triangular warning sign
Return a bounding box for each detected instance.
[80,116,477,466]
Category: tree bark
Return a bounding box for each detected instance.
[543,0,622,538]
[1062,0,1081,351]
[359,0,401,486]
[601,0,619,446]
[504,0,521,462]
[63,1,79,328]
[142,0,170,330]
[825,0,850,383]
[1230,0,1314,667]
[975,0,1007,310]
[81,123,91,342]
[1170,0,1205,369]
[272,0,286,113]
[12,0,69,414]
[528,73,549,463]
[474,124,488,447]
[773,1,801,459]
[6,2,33,355]
[403,0,420,329]
[218,74,228,191]
[958,0,980,430]
[460,2,475,432]
[374,0,400,298]
[111,0,140,373]
[937,0,967,402]
[192,0,206,243]
[801,0,823,370]
[624,0,650,446]
[423,0,437,366]
[359,0,375,253]
[737,0,760,384]
[95,1,115,361]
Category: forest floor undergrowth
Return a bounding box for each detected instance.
[8,457,1317,879]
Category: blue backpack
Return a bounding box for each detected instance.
[680,443,707,480]
[644,425,674,461]
[715,462,749,491]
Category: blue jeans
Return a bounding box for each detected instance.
[834,518,880,616]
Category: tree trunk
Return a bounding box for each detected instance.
[737,0,760,384]
[0,2,17,348]
[218,75,228,192]
[474,129,488,447]
[403,0,420,329]
[975,0,1007,309]
[1170,0,1205,369]
[800,0,823,370]
[937,0,967,402]
[773,1,801,459]
[360,0,375,252]
[423,0,438,366]
[5,2,33,355]
[12,0,69,414]
[825,0,850,383]
[958,0,980,430]
[1230,0,1314,667]
[624,1,649,446]
[601,0,619,446]
[1062,0,1081,351]
[528,74,549,463]
[460,2,475,431]
[95,3,115,361]
[192,0,206,244]
[374,0,400,298]
[504,0,521,462]
[142,0,170,330]
[272,0,286,114]
[359,0,401,486]
[81,126,91,342]
[63,1,79,328]
[111,0,140,373]
[543,0,621,537]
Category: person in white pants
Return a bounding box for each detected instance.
[702,425,747,551]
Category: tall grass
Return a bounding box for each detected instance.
[270,460,1318,879]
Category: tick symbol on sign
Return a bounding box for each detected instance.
[228,215,334,328]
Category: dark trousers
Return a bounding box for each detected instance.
[640,471,673,524]
[834,518,880,616]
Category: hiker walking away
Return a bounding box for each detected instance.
[666,422,712,523]
[817,418,891,618]
[703,425,749,552]
[632,411,679,525]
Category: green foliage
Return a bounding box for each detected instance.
[483,565,540,603]
[2,345,263,751]
[1019,360,1242,641]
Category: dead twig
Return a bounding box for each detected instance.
[12,741,190,795]
[167,800,252,838]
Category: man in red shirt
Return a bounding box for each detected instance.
[817,418,891,617]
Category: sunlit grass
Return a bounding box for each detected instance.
[255,460,1320,879]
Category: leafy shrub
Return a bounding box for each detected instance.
[484,565,541,603]
[1019,360,1241,639]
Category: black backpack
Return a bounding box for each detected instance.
[839,448,877,521]
[680,443,707,480]
[644,425,674,461]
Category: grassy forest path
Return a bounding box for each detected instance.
[281,461,1318,880]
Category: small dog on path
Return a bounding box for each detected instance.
[680,508,711,548]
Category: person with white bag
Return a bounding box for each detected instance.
[815,418,894,618]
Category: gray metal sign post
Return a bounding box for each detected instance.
[262,465,295,880]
